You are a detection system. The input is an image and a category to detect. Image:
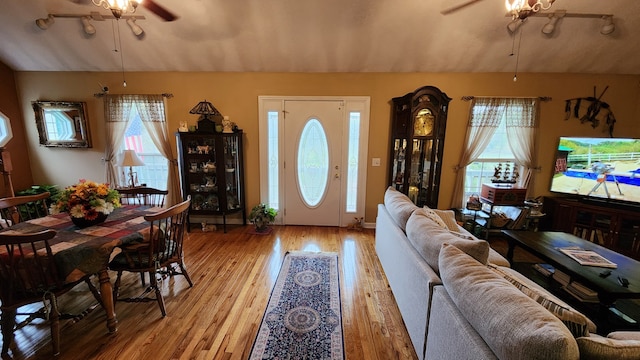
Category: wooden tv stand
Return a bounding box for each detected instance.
[541,197,640,261]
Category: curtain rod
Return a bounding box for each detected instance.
[460,95,552,101]
[461,96,551,102]
[94,93,174,98]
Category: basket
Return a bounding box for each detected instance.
[466,194,482,211]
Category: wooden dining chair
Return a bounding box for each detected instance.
[0,229,87,356]
[0,192,50,228]
[118,187,168,208]
[110,196,192,317]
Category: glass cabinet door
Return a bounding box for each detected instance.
[392,139,407,193]
[223,135,242,211]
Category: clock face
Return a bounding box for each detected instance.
[414,109,434,136]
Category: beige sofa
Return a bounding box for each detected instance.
[375,186,640,360]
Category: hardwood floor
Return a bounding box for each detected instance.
[3,225,417,360]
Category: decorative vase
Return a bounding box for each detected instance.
[71,212,108,228]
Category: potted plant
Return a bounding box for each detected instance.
[49,179,121,228]
[249,203,277,232]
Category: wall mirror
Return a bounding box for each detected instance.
[32,101,92,148]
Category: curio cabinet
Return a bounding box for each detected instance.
[176,131,246,232]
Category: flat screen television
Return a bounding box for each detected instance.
[550,137,640,207]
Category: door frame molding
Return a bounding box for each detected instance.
[258,96,370,227]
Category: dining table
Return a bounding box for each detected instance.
[0,205,161,333]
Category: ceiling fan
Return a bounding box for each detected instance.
[72,0,178,21]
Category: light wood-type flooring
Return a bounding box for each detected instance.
[2,225,418,360]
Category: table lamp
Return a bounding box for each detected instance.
[118,150,145,188]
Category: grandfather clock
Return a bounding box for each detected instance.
[388,86,451,208]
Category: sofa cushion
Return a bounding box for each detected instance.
[576,334,640,360]
[489,264,596,337]
[433,209,460,231]
[439,244,580,360]
[383,186,419,231]
[406,209,489,274]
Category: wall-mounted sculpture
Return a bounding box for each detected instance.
[564,86,616,137]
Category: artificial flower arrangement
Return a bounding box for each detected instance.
[50,179,121,220]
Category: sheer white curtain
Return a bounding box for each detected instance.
[135,95,181,207]
[450,98,503,209]
[104,95,133,186]
[104,94,180,206]
[505,98,539,196]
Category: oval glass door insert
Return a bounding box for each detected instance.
[297,118,329,207]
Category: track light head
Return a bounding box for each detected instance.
[81,16,96,35]
[126,17,144,36]
[541,15,559,35]
[35,14,55,30]
[601,16,615,35]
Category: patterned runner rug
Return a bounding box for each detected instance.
[249,251,344,360]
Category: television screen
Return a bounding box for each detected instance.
[550,137,640,205]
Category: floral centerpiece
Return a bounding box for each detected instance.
[50,179,121,228]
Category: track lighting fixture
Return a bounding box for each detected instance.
[126,18,144,36]
[81,16,97,35]
[34,13,145,37]
[505,11,616,37]
[35,15,55,30]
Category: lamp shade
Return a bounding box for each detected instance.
[189,100,221,116]
[118,150,145,167]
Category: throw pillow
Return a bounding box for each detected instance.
[406,210,489,273]
[433,209,461,232]
[488,264,596,337]
[438,244,579,360]
[420,206,448,229]
[577,334,640,360]
[383,186,419,231]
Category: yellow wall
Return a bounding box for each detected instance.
[13,71,640,222]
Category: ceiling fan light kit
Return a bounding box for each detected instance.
[92,0,139,19]
[506,0,556,20]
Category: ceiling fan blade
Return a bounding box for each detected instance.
[142,0,178,21]
[440,0,486,15]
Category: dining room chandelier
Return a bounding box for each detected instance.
[506,0,556,20]
[92,0,139,19]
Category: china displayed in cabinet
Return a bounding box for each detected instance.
[176,131,246,232]
[388,86,451,208]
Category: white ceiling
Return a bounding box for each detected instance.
[1,0,639,74]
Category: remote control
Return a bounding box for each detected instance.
[599,269,612,277]
[618,276,630,287]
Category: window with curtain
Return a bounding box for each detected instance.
[451,97,539,209]
[120,105,168,189]
[464,116,515,201]
[104,94,182,207]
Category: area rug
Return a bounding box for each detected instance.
[249,251,344,360]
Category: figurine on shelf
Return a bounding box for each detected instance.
[222,116,233,133]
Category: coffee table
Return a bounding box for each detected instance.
[502,230,640,307]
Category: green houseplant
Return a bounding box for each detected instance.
[249,203,277,232]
